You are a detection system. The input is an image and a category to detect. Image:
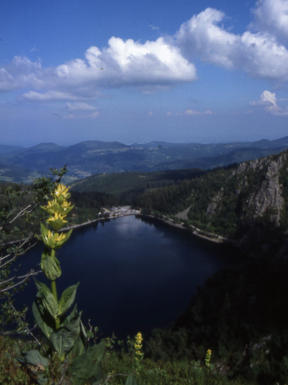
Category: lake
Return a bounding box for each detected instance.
[15,215,233,340]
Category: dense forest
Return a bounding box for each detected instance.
[70,190,120,224]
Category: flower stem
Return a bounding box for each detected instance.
[50,249,60,329]
[51,280,58,302]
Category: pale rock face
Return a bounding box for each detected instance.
[247,154,286,225]
[205,153,286,226]
[206,189,223,215]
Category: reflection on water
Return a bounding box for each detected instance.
[15,215,232,339]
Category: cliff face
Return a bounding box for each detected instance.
[247,155,285,225]
[205,153,287,227]
[136,149,288,245]
[185,150,288,244]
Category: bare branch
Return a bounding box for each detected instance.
[56,361,70,385]
[104,374,129,383]
[0,255,18,269]
[0,269,41,293]
[0,326,37,336]
[17,241,38,256]
[0,204,32,231]
[0,252,13,263]
[0,239,37,268]
[8,302,42,347]
[1,234,34,254]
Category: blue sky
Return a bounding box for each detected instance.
[1,0,288,146]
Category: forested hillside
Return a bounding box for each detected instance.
[70,168,206,204]
[136,151,288,383]
[134,151,288,245]
[2,136,288,183]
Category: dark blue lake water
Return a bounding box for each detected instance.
[15,215,233,340]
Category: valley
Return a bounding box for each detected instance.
[2,138,288,383]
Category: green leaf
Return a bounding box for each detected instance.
[32,301,53,339]
[36,373,49,385]
[22,349,50,367]
[68,340,106,385]
[40,223,50,244]
[58,283,79,316]
[64,308,87,358]
[62,304,78,326]
[49,312,81,358]
[68,334,86,359]
[41,249,62,281]
[125,374,139,385]
[34,278,59,319]
[34,278,50,294]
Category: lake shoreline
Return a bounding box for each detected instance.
[138,214,231,244]
[61,208,231,244]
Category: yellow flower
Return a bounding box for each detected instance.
[54,183,70,197]
[47,212,68,231]
[205,349,212,368]
[135,332,143,344]
[61,200,73,213]
[134,332,144,361]
[53,184,71,204]
[41,199,59,215]
[42,198,73,216]
[41,223,72,249]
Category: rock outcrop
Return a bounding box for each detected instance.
[247,155,285,225]
[206,153,286,226]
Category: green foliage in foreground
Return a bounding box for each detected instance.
[0,334,253,385]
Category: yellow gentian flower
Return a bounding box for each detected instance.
[47,212,68,231]
[41,223,72,249]
[205,349,212,368]
[134,332,144,360]
[42,198,73,216]
[53,184,71,204]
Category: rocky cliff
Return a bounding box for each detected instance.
[185,150,288,245]
[206,153,286,226]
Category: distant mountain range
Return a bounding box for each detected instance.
[1,136,288,183]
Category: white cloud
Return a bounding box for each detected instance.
[66,102,97,111]
[184,109,212,116]
[149,24,160,31]
[22,91,82,101]
[176,6,288,83]
[0,56,48,92]
[1,0,288,104]
[64,111,100,119]
[250,90,288,115]
[251,0,288,42]
[261,90,277,106]
[0,36,197,99]
[88,111,100,118]
[56,37,197,87]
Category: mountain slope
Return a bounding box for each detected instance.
[135,150,288,246]
[2,136,288,183]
